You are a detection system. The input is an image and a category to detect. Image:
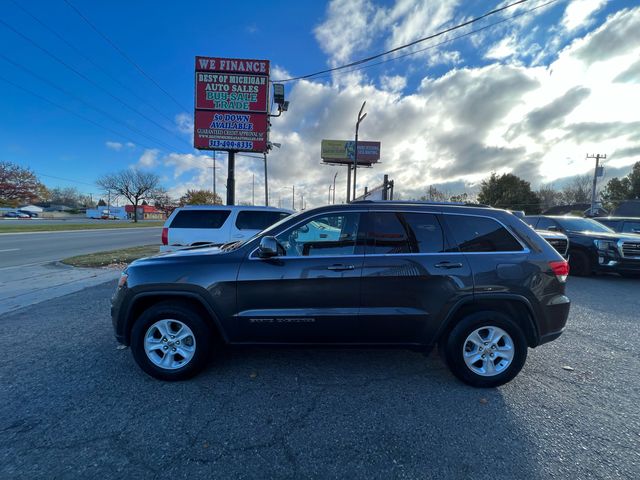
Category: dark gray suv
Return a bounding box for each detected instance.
[111,202,571,387]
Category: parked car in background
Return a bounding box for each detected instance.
[594,217,640,235]
[160,205,292,252]
[113,202,571,387]
[536,229,570,258]
[3,212,19,218]
[524,215,640,277]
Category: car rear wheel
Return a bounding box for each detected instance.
[443,311,527,388]
[569,250,591,276]
[131,302,213,381]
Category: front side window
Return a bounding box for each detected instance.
[622,221,640,234]
[445,215,523,252]
[536,217,559,231]
[275,212,360,257]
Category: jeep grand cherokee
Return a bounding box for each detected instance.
[112,202,571,388]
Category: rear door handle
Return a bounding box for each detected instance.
[327,264,355,271]
[434,261,463,269]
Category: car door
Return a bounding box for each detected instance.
[235,211,364,343]
[358,210,473,344]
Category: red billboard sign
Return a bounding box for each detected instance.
[194,111,268,152]
[194,56,270,153]
[195,72,268,112]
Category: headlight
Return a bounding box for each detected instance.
[594,239,616,250]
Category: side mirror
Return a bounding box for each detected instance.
[258,236,279,258]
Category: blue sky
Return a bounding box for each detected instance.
[1,0,638,206]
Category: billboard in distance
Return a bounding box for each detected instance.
[321,140,381,165]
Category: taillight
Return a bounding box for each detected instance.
[549,260,569,282]
[161,227,168,245]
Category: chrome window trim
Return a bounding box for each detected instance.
[249,208,530,259]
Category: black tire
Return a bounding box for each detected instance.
[569,250,591,276]
[130,301,213,381]
[443,311,528,388]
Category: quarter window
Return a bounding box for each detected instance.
[275,213,360,257]
[445,215,523,252]
[364,212,444,254]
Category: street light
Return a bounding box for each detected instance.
[353,101,367,202]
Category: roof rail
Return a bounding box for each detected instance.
[350,200,491,208]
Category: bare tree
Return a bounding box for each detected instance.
[537,184,562,211]
[561,174,592,205]
[96,169,160,222]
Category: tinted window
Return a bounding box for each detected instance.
[622,221,640,234]
[445,215,523,252]
[364,212,411,254]
[364,212,444,254]
[523,216,538,228]
[536,217,559,231]
[554,217,613,233]
[170,210,231,229]
[275,213,360,257]
[236,210,290,230]
[404,213,445,253]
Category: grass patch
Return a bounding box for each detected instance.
[0,221,163,233]
[61,245,160,268]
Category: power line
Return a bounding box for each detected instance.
[9,0,178,126]
[0,53,186,153]
[0,74,167,153]
[62,0,190,112]
[36,172,95,187]
[273,0,532,82]
[309,0,562,82]
[0,18,194,150]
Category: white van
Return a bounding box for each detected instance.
[160,205,292,252]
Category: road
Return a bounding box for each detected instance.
[1,276,638,479]
[0,227,161,268]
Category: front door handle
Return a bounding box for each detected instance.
[434,261,463,269]
[327,264,355,271]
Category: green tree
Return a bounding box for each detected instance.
[179,189,223,206]
[601,161,640,210]
[0,161,46,207]
[478,173,541,214]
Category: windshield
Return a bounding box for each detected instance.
[555,217,614,233]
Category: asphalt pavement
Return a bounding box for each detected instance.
[0,227,161,268]
[1,276,638,479]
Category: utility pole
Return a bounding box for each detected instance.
[332,171,338,204]
[353,101,367,202]
[226,151,235,205]
[346,166,351,204]
[263,152,269,206]
[587,153,606,216]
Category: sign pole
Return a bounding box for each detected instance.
[227,151,235,205]
[346,165,351,203]
[264,152,269,206]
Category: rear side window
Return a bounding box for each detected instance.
[445,215,523,252]
[364,212,444,254]
[170,210,231,229]
[235,211,290,230]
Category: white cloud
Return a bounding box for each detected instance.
[380,74,407,93]
[175,112,193,135]
[137,149,160,168]
[106,141,123,151]
[561,0,607,32]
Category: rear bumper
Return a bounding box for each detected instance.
[537,294,571,346]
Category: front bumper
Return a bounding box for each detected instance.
[594,252,640,273]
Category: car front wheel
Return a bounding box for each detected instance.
[130,302,213,381]
[443,311,527,388]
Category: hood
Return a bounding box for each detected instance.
[536,229,567,240]
[568,230,640,242]
[130,245,225,266]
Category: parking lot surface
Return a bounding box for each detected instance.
[1,276,639,479]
